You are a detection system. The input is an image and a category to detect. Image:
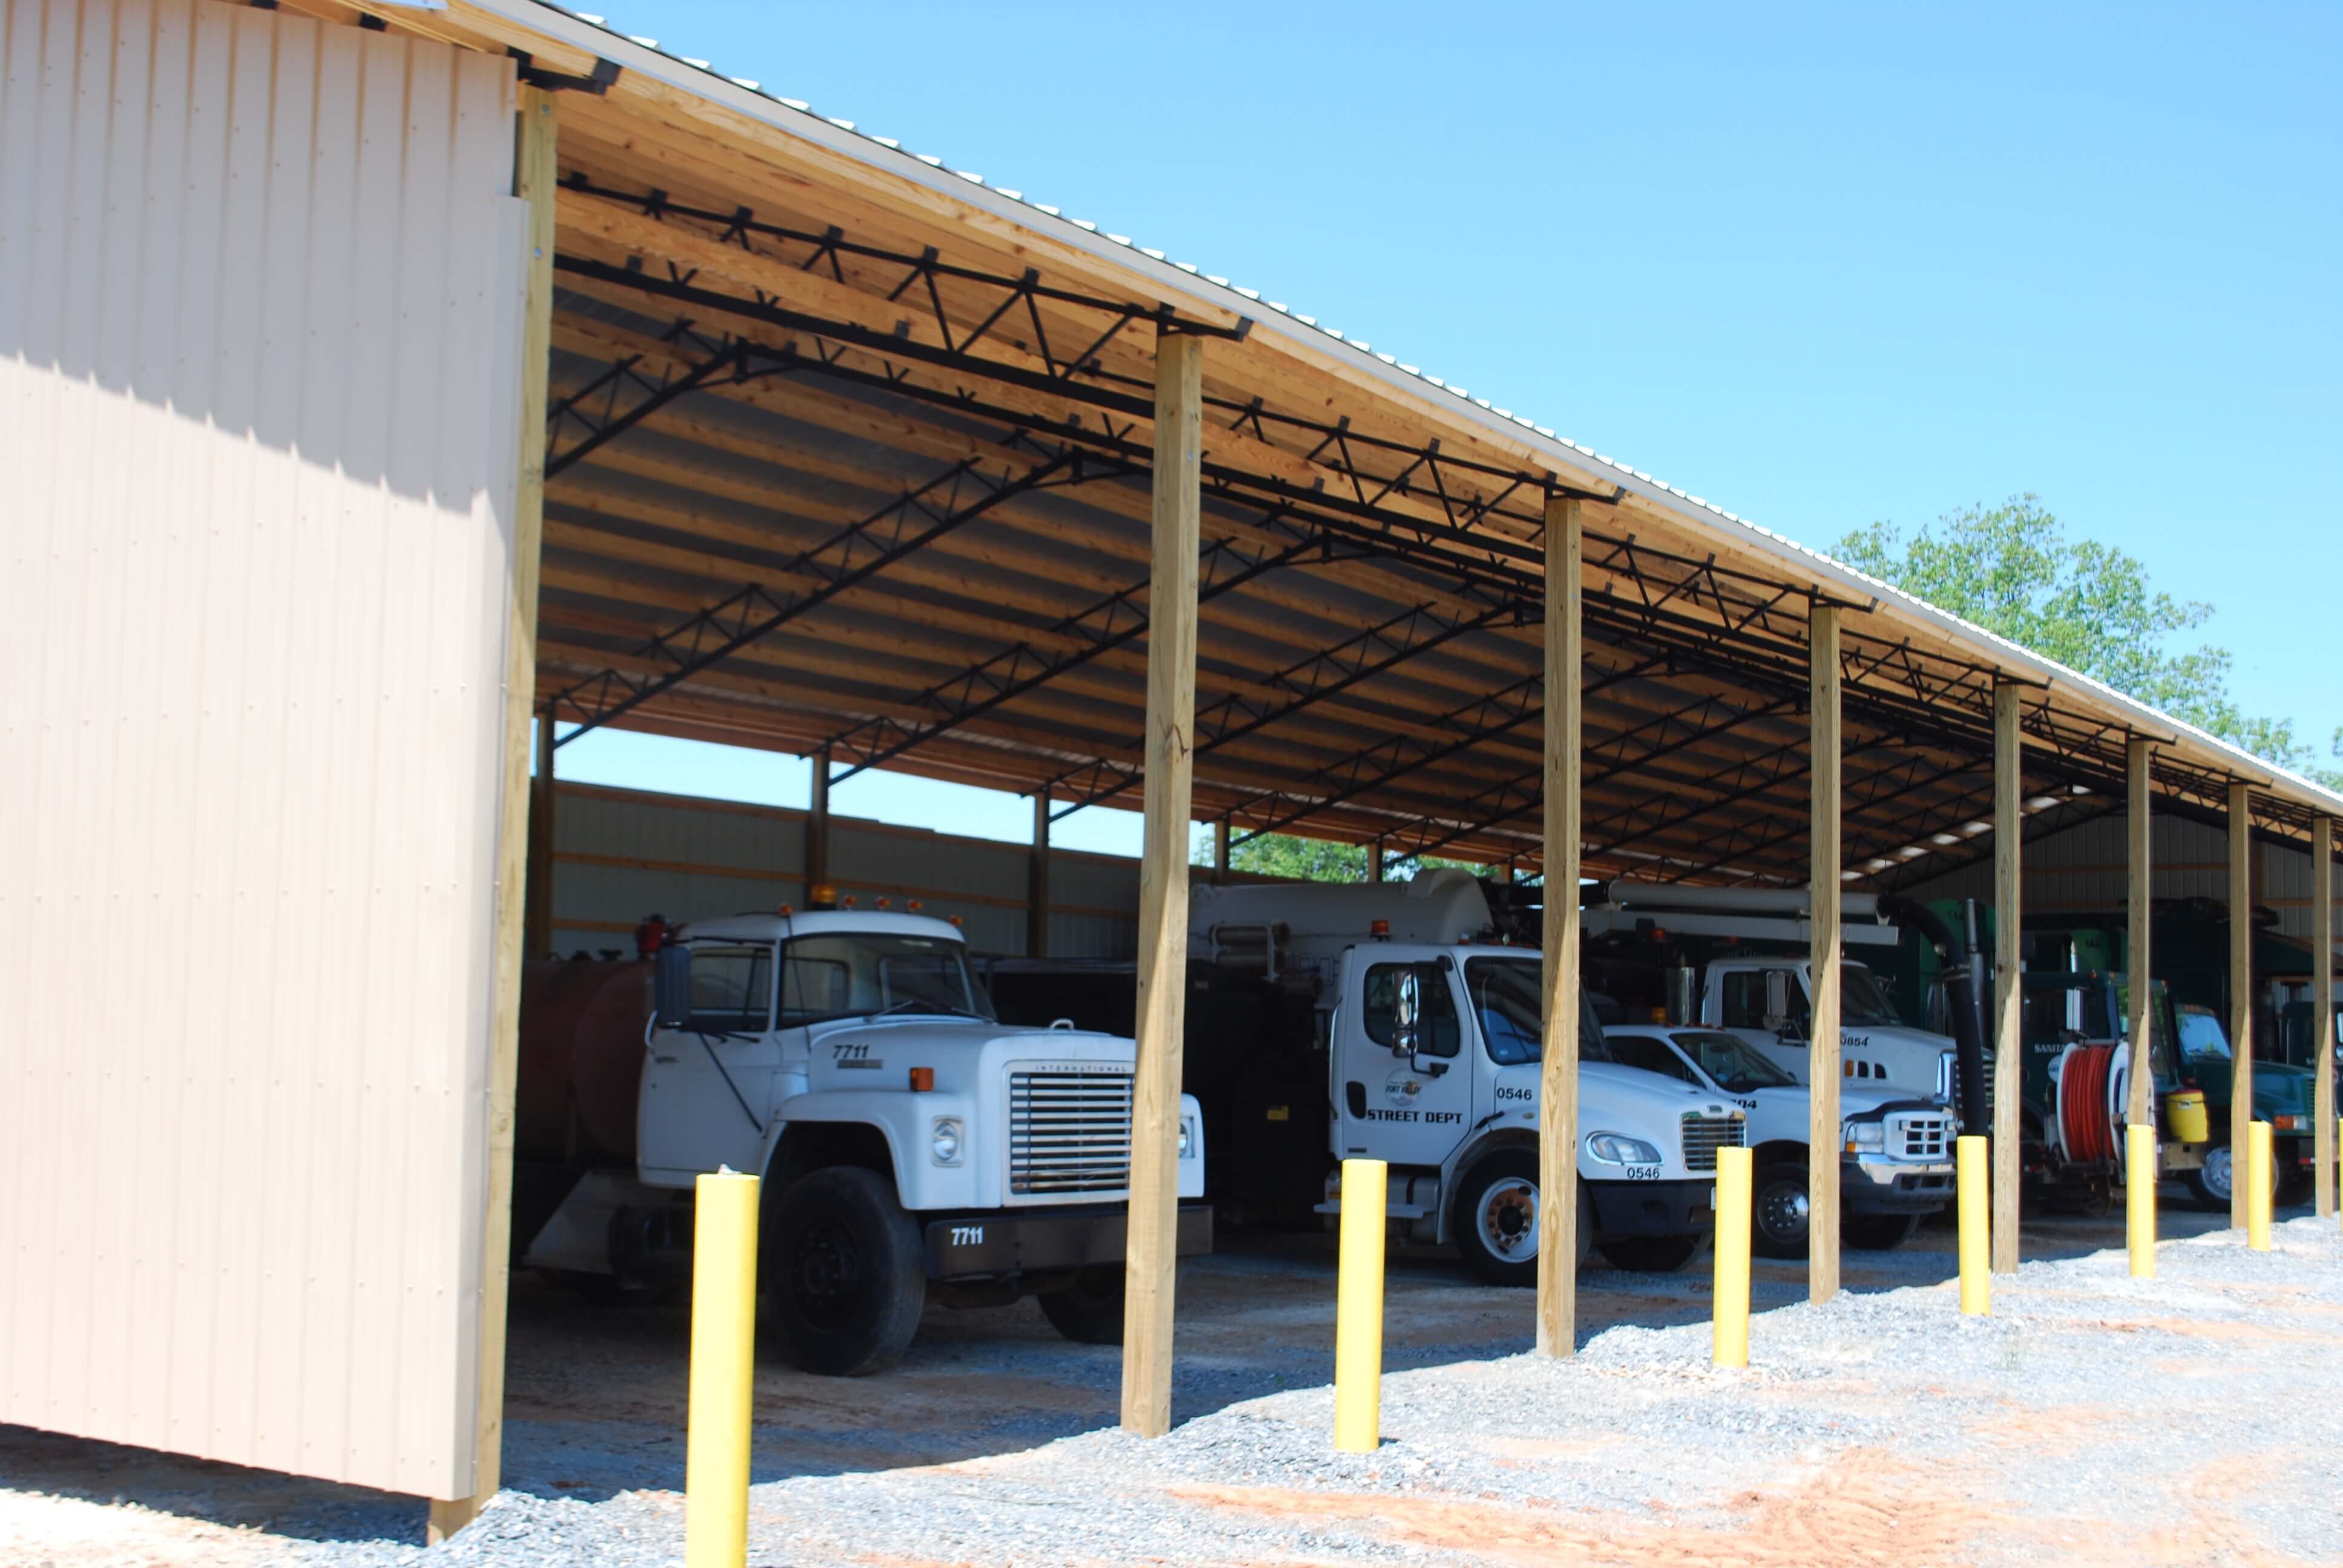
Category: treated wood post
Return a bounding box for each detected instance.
[430,81,557,1546]
[523,707,556,958]
[2126,739,2154,1133]
[2229,782,2254,1231]
[1369,838,1384,884]
[1806,603,1841,1305]
[2314,815,2335,1220]
[1535,494,1581,1359]
[1213,819,1230,881]
[805,745,831,895]
[1990,684,2023,1274]
[1120,330,1203,1438]
[1027,789,1051,958]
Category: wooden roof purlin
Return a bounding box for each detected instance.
[298,0,2343,883]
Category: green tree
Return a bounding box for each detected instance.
[1187,828,1498,883]
[1837,496,2343,790]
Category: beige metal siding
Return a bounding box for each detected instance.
[0,0,523,1497]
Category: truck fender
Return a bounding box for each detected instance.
[1436,1125,1542,1247]
[761,1089,962,1200]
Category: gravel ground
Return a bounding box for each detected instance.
[7,1207,2341,1566]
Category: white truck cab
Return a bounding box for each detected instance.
[522,907,1207,1374]
[1698,956,1966,1106]
[1191,871,1746,1280]
[1602,1024,1956,1256]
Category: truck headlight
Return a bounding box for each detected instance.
[1843,1120,1884,1152]
[930,1117,964,1166]
[1584,1131,1661,1166]
[1179,1115,1198,1160]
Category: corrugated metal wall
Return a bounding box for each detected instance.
[547,782,1144,960]
[1900,812,2341,946]
[0,0,523,1497]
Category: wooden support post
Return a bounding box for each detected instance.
[2314,815,2335,1220]
[1369,837,1384,884]
[1535,494,1581,1359]
[805,745,831,895]
[1213,819,1230,881]
[1120,330,1202,1438]
[1027,789,1051,958]
[522,707,555,959]
[430,82,556,1546]
[1990,684,2023,1275]
[2126,739,2154,1134]
[2229,782,2253,1231]
[1806,603,1842,1305]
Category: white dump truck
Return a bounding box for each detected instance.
[514,902,1208,1375]
[1582,880,1992,1124]
[1601,1023,1955,1255]
[1190,870,1746,1279]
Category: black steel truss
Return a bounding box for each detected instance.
[1696,752,1988,884]
[545,319,780,479]
[819,511,1338,784]
[545,443,1102,743]
[1039,598,1529,820]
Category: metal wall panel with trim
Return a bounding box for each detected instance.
[0,0,523,1497]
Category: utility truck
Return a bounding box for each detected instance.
[991,869,1746,1281]
[1601,1023,1955,1256]
[513,898,1208,1375]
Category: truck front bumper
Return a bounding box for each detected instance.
[1844,1154,1955,1216]
[921,1201,1213,1281]
[1587,1178,1713,1239]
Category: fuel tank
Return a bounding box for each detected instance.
[517,958,650,1164]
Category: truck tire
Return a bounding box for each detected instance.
[2186,1140,2279,1214]
[1452,1149,1581,1286]
[1750,1161,1810,1260]
[1037,1266,1125,1345]
[762,1166,926,1376]
[1597,1235,1702,1272]
[1843,1212,1920,1250]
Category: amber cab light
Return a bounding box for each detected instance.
[876,896,891,910]
[809,882,839,909]
[909,1067,935,1093]
[1370,919,1390,939]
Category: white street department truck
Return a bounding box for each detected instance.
[1161,869,1746,1280]
[1601,1024,1956,1256]
[513,904,1208,1375]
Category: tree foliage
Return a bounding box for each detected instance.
[1837,496,2342,790]
[1189,828,1494,883]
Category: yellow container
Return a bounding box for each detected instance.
[2165,1089,2210,1145]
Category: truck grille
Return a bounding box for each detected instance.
[1009,1070,1134,1195]
[1680,1113,1745,1172]
[1893,1111,1952,1160]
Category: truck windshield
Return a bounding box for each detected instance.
[2177,1005,2230,1060]
[779,933,995,1027]
[1463,957,1613,1066]
[1838,965,1901,1027]
[1670,1030,1799,1091]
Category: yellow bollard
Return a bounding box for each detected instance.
[2125,1123,2156,1279]
[2247,1121,2272,1252]
[686,1169,761,1568]
[1332,1157,1388,1454]
[1712,1146,1752,1368]
[1956,1134,1990,1316]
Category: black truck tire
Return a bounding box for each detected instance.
[1038,1266,1126,1344]
[1750,1160,1811,1260]
[2186,1139,2280,1214]
[762,1166,927,1376]
[1452,1148,1562,1286]
[1843,1212,1921,1251]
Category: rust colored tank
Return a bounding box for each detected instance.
[517,958,650,1165]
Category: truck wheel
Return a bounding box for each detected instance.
[1843,1212,1920,1250]
[1037,1266,1125,1345]
[1597,1235,1702,1273]
[1750,1161,1810,1260]
[1452,1149,1542,1286]
[762,1166,926,1376]
[2186,1140,2279,1214]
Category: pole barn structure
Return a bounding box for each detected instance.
[4,0,2339,1532]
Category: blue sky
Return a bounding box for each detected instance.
[555,1,2341,854]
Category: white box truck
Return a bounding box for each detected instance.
[516,902,1208,1375]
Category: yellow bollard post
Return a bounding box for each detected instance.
[2246,1121,2272,1252]
[1332,1157,1388,1454]
[686,1169,761,1568]
[1712,1146,1752,1368]
[1957,1134,1990,1315]
[2125,1123,2156,1279]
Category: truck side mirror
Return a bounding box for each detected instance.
[654,942,692,1030]
[1763,969,1791,1034]
[1392,969,1420,1057]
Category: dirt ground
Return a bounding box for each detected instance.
[0,1196,2323,1565]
